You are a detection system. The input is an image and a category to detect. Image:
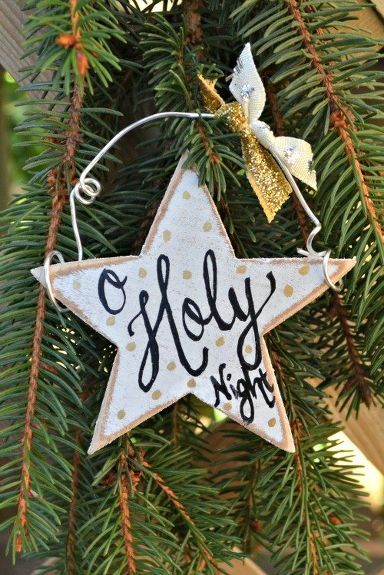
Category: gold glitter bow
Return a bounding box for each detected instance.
[198,44,316,223]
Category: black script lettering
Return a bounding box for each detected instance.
[257,369,275,408]
[210,365,275,423]
[203,250,239,330]
[98,269,127,315]
[237,272,276,371]
[128,254,208,392]
[234,368,275,422]
[211,364,232,407]
[182,298,205,341]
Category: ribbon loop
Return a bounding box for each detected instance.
[199,43,317,222]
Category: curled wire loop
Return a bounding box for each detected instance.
[44,110,339,312]
[43,250,68,312]
[274,157,339,292]
[70,178,102,263]
[74,177,101,205]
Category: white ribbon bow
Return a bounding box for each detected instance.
[229,43,317,190]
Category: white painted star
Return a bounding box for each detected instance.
[32,158,354,454]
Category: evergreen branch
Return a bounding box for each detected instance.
[118,450,137,575]
[56,0,90,78]
[265,76,371,408]
[270,350,320,575]
[24,0,124,94]
[0,2,377,572]
[66,431,81,575]
[258,331,366,573]
[16,83,83,553]
[138,452,219,572]
[183,0,204,46]
[328,293,371,406]
[287,0,383,243]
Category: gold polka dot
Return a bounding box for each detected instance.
[223,402,232,411]
[167,361,176,371]
[187,378,196,388]
[73,279,81,290]
[126,342,136,352]
[284,284,294,297]
[163,230,172,242]
[236,265,247,274]
[106,316,115,326]
[183,270,192,279]
[245,345,253,354]
[268,418,276,428]
[183,191,191,200]
[216,337,225,347]
[117,409,125,420]
[299,265,310,276]
[138,267,147,278]
[152,390,161,400]
[203,221,212,232]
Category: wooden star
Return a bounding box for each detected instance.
[32,158,354,454]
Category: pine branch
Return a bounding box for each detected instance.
[232,0,383,411]
[0,0,125,559]
[66,431,81,575]
[139,452,218,571]
[0,2,379,574]
[118,449,136,575]
[265,76,372,408]
[287,0,383,242]
[16,83,83,554]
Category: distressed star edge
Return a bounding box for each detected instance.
[87,338,295,455]
[30,157,355,457]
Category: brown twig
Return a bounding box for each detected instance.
[266,78,370,406]
[119,452,136,575]
[271,350,320,574]
[56,0,89,76]
[329,293,371,405]
[288,0,383,242]
[183,0,220,166]
[16,85,83,552]
[140,455,218,570]
[183,0,204,46]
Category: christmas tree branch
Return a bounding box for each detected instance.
[270,350,320,574]
[139,453,219,570]
[231,0,382,409]
[16,84,83,552]
[183,0,204,46]
[288,0,383,242]
[0,0,125,558]
[118,451,136,575]
[266,77,371,408]
[329,293,370,406]
[0,2,379,573]
[66,432,81,575]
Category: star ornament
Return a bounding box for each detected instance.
[32,158,354,454]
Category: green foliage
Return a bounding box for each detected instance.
[232,0,383,411]
[23,0,124,94]
[0,0,382,573]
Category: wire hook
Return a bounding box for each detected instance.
[44,109,340,312]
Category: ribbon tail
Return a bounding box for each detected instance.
[198,75,226,113]
[241,133,292,223]
[273,136,317,190]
